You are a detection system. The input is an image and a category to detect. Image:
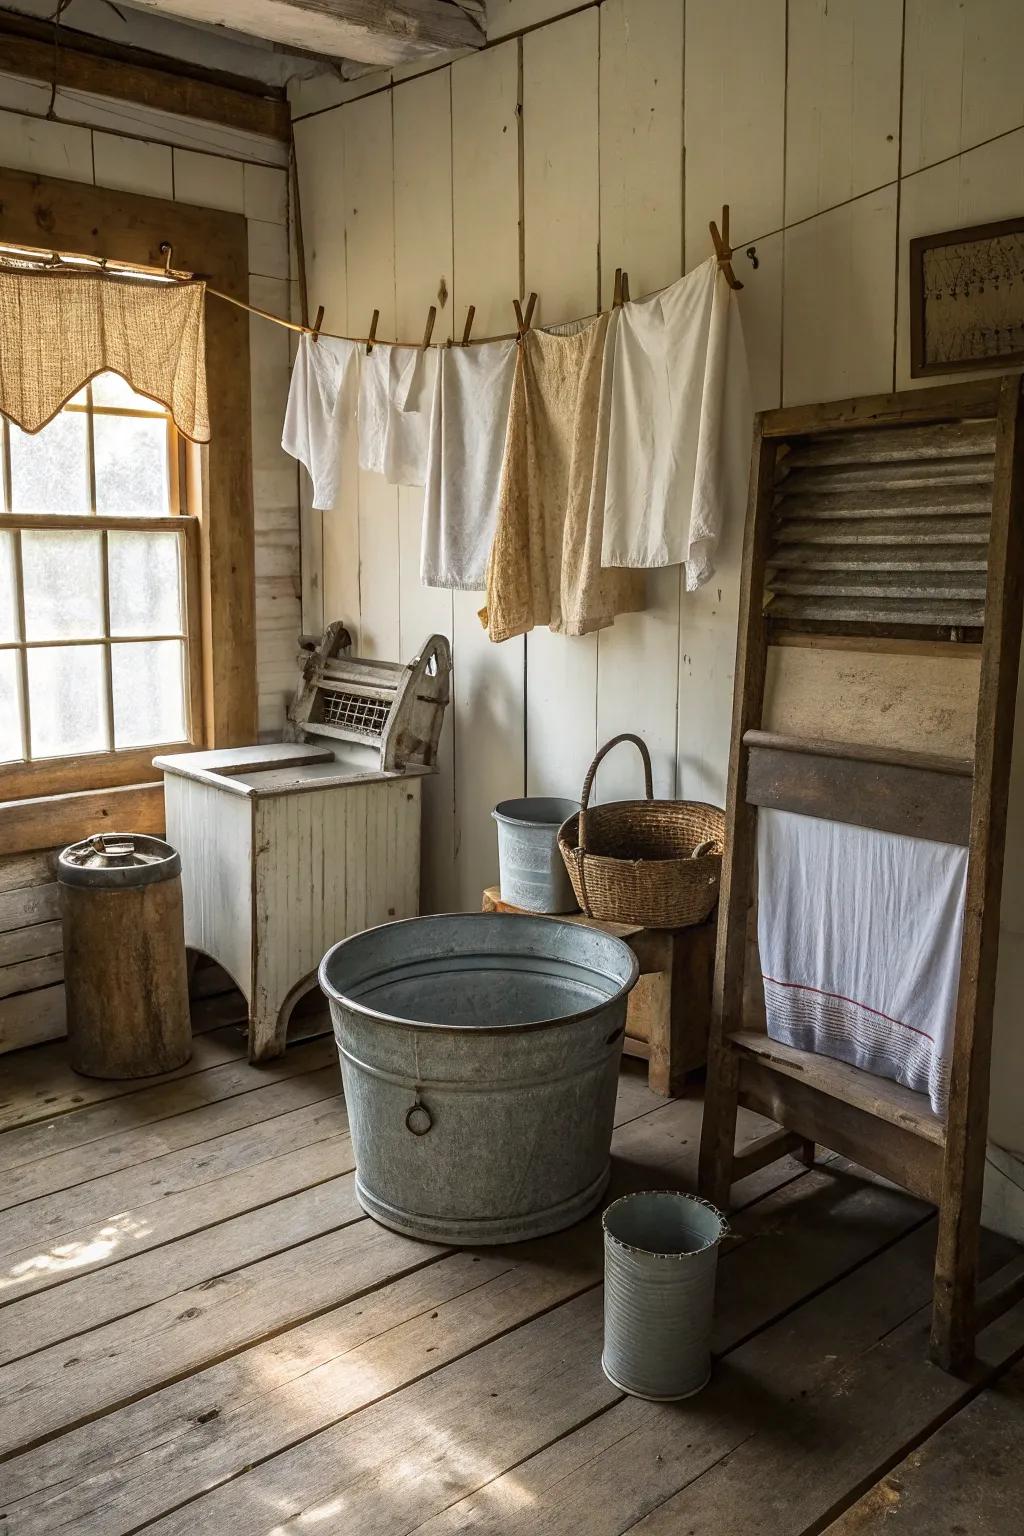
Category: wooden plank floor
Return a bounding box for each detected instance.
[2,1014,1023,1535]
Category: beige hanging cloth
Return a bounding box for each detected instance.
[0,268,210,442]
[480,312,644,644]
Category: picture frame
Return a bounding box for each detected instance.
[909,215,1024,377]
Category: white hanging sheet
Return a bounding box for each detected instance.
[281,334,359,512]
[601,256,752,587]
[420,339,517,590]
[756,808,967,1116]
[358,343,438,487]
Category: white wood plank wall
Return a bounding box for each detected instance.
[292,0,1024,910]
[290,2,1024,1170]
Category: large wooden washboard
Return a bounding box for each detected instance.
[699,377,1024,1373]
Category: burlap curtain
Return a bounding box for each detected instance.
[0,267,210,441]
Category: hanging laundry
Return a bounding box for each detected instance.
[601,256,752,587]
[481,314,644,643]
[420,339,517,590]
[757,808,967,1116]
[358,343,438,487]
[281,334,359,512]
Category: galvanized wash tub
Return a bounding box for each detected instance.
[319,913,639,1244]
[492,797,581,913]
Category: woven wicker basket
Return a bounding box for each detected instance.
[558,734,725,929]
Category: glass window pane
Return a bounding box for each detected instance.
[94,415,170,516]
[112,640,186,748]
[28,644,108,758]
[0,653,23,763]
[9,413,90,515]
[22,531,104,642]
[108,530,183,637]
[0,533,18,643]
[92,372,164,411]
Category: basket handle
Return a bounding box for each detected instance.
[577,733,654,858]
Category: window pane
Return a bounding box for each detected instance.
[94,415,170,517]
[92,372,164,411]
[22,530,104,641]
[9,413,90,515]
[108,530,183,636]
[112,640,186,748]
[28,644,108,758]
[0,533,18,643]
[0,653,23,763]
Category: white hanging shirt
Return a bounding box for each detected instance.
[358,343,438,487]
[281,335,359,512]
[757,808,967,1116]
[601,256,752,587]
[420,339,517,591]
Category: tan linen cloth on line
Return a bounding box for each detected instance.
[0,268,210,442]
[480,312,644,643]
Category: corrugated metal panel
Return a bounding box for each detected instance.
[765,418,996,631]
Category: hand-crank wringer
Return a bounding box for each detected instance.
[156,623,452,1060]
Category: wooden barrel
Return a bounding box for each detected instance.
[59,833,192,1079]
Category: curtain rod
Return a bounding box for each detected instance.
[0,205,748,352]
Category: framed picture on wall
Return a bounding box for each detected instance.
[910,215,1024,376]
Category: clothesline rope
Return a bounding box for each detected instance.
[0,204,748,352]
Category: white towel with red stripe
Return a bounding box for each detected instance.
[756,808,968,1116]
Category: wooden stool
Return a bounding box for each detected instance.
[481,888,715,1096]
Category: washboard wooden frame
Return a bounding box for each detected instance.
[698,376,1024,1374]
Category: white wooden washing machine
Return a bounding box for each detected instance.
[155,623,451,1061]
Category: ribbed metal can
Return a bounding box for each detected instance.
[602,1190,728,1400]
[492,797,581,913]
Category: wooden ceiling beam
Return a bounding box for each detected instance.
[121,0,486,68]
[0,19,291,143]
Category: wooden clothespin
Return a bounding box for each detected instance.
[366,308,379,354]
[613,268,623,308]
[513,292,538,339]
[709,205,744,291]
[621,271,630,303]
[310,304,325,344]
[461,304,476,346]
[421,304,437,350]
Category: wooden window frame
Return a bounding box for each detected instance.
[0,167,257,853]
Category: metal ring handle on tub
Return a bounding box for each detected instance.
[405,1099,433,1136]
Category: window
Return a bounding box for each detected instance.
[0,373,201,793]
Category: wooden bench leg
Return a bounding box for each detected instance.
[698,1045,740,1210]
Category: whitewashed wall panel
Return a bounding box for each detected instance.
[783,183,898,405]
[522,10,601,800]
[450,42,525,907]
[785,0,902,227]
[902,0,1024,176]
[393,69,458,911]
[684,0,787,255]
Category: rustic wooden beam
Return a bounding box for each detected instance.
[122,0,486,68]
[0,23,290,143]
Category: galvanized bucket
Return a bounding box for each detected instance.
[602,1190,728,1400]
[493,797,580,913]
[319,913,638,1245]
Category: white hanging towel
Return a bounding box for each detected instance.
[757,808,968,1116]
[281,335,359,512]
[420,339,517,590]
[358,343,438,487]
[601,256,752,587]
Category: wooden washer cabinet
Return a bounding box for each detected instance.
[157,625,452,1062]
[699,377,1024,1374]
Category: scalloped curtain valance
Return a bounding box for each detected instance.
[0,267,210,442]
